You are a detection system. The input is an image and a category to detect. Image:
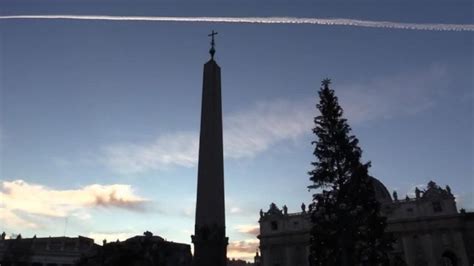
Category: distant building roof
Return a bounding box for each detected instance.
[370,176,393,203]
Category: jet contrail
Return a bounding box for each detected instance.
[0,15,473,32]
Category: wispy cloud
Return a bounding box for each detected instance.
[235,224,260,236]
[456,191,474,211]
[0,180,147,229]
[224,100,309,159]
[0,208,41,229]
[230,207,242,214]
[102,65,448,174]
[102,100,310,174]
[103,132,199,174]
[337,64,447,124]
[228,239,259,261]
[0,15,472,32]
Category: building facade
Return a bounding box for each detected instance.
[77,231,192,266]
[0,232,192,266]
[0,235,98,266]
[257,179,474,266]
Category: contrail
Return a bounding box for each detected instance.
[1,15,473,32]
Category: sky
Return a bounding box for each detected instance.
[0,0,473,261]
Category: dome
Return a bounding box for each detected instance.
[370,176,392,203]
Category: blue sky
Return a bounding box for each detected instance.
[1,0,473,260]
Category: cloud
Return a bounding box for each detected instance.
[337,65,447,124]
[224,100,310,159]
[236,224,260,236]
[0,208,41,229]
[103,132,199,174]
[228,239,259,261]
[0,179,147,229]
[0,15,472,32]
[455,191,474,211]
[102,65,448,174]
[102,100,310,174]
[230,207,242,214]
[180,206,195,218]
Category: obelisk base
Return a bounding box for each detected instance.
[192,225,228,266]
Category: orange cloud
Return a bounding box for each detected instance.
[0,207,40,229]
[1,179,147,229]
[228,239,259,262]
[236,224,260,236]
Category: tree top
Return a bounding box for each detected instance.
[321,78,332,88]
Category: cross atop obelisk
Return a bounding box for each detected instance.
[192,31,228,266]
[208,30,218,59]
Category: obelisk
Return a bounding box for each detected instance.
[192,31,228,266]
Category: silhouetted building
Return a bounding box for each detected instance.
[257,179,474,266]
[192,31,228,266]
[0,235,98,266]
[76,231,192,266]
[227,258,255,266]
[384,181,473,266]
[0,232,191,266]
[253,251,262,266]
[258,203,311,266]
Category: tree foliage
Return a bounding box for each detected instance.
[308,79,392,266]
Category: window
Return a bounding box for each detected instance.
[271,221,278,231]
[433,201,442,213]
[406,208,413,213]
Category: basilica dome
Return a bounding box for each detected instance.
[370,176,392,203]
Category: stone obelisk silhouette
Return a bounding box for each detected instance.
[192,30,228,266]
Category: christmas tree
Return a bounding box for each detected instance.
[308,79,392,266]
